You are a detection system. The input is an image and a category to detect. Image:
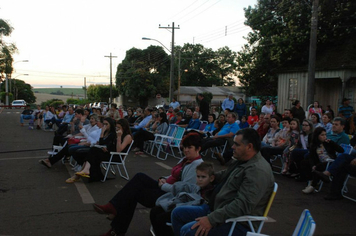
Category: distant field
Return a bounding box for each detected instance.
[32,88,85,104]
[33,88,84,96]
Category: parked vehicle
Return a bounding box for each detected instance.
[11,100,26,108]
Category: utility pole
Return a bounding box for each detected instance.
[84,77,87,100]
[159,22,180,103]
[104,53,117,104]
[306,0,319,107]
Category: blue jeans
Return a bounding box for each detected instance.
[171,204,248,236]
[20,114,35,124]
[328,153,356,176]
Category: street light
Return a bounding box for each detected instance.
[9,60,29,102]
[12,74,29,100]
[142,37,175,103]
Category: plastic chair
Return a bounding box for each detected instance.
[292,209,316,236]
[226,182,278,236]
[101,140,134,181]
[342,174,356,202]
[154,126,185,160]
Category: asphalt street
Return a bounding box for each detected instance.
[0,109,355,236]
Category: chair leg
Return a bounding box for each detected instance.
[101,163,111,182]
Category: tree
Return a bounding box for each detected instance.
[87,84,118,102]
[0,19,17,76]
[116,46,170,107]
[237,0,356,97]
[12,79,36,103]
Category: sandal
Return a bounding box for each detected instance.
[66,177,81,183]
[39,159,51,168]
[135,151,144,155]
[75,171,90,178]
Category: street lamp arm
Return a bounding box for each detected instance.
[142,37,171,53]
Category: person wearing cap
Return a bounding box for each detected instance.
[221,93,234,111]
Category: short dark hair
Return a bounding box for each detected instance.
[111,103,117,109]
[75,109,84,115]
[333,117,346,126]
[196,162,214,176]
[235,128,261,152]
[182,132,202,149]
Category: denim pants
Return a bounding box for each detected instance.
[328,153,356,176]
[171,204,248,236]
[20,114,35,123]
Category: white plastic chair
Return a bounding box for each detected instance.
[342,174,356,202]
[226,183,278,236]
[292,209,316,236]
[101,140,134,181]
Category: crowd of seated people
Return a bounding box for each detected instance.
[32,96,356,236]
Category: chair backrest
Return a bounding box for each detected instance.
[340,144,353,155]
[292,209,316,236]
[199,122,207,131]
[263,182,278,217]
[172,127,185,146]
[122,140,135,155]
[167,124,178,137]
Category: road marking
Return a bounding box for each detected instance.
[65,164,95,204]
[0,156,48,161]
[155,162,172,170]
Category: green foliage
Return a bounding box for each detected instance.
[196,92,213,104]
[179,44,237,87]
[116,46,170,106]
[0,19,16,75]
[66,98,90,105]
[42,99,64,108]
[50,90,64,95]
[237,0,356,97]
[87,84,118,102]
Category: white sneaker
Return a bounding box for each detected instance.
[302,186,315,194]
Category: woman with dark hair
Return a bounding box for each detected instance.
[290,100,306,124]
[234,98,247,120]
[93,133,204,236]
[125,108,137,126]
[308,101,322,120]
[311,113,322,129]
[301,127,344,194]
[115,119,133,153]
[132,112,169,155]
[67,117,117,183]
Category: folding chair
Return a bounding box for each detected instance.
[292,209,316,236]
[145,124,178,155]
[226,182,278,236]
[155,127,185,160]
[101,140,134,181]
[342,174,356,202]
[270,154,284,174]
[210,139,228,158]
[316,144,353,192]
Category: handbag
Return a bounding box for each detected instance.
[68,138,81,145]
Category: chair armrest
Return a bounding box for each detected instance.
[225,216,268,223]
[53,145,63,149]
[110,152,128,155]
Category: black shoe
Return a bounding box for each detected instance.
[314,170,331,183]
[214,152,225,166]
[324,193,343,200]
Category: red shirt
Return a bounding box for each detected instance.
[247,115,259,126]
[166,155,202,184]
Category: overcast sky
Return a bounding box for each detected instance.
[1,0,257,88]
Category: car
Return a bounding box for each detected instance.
[11,100,26,109]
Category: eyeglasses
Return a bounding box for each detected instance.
[103,122,109,125]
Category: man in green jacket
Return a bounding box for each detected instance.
[171,128,275,236]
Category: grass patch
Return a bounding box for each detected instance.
[33,88,84,96]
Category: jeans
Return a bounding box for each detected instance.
[20,114,35,123]
[171,204,248,236]
[328,153,356,176]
